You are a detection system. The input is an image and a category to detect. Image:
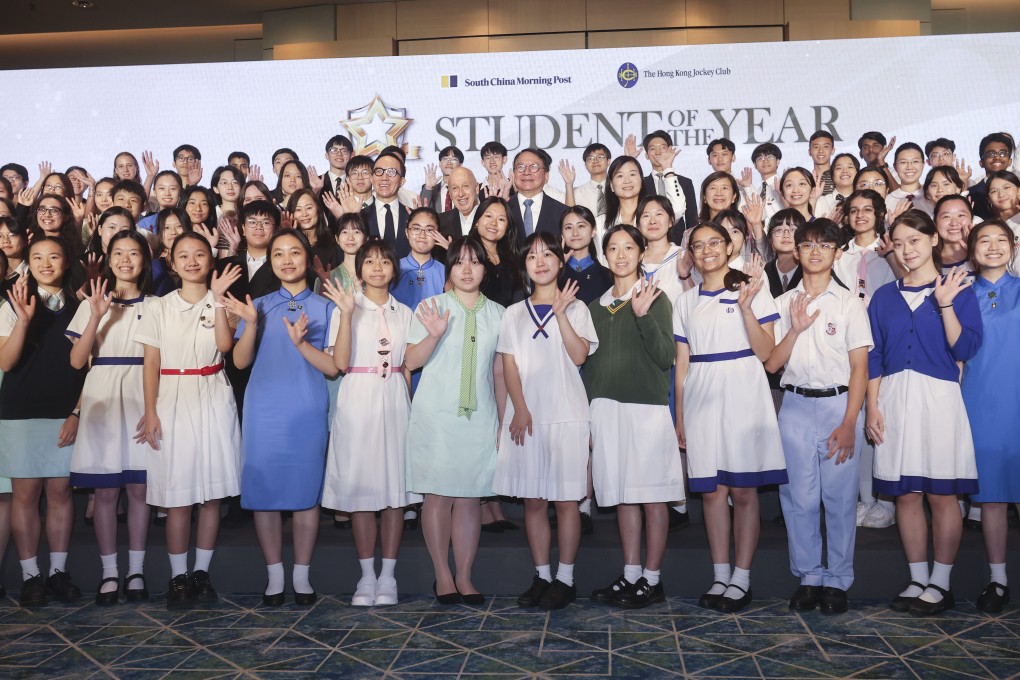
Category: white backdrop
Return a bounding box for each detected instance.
[1,32,1018,191]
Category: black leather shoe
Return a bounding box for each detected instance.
[496,519,519,531]
[668,510,690,532]
[403,510,419,531]
[190,570,218,602]
[19,575,47,607]
[964,518,983,531]
[166,574,194,610]
[716,585,752,613]
[591,575,632,605]
[819,587,848,614]
[789,585,821,611]
[333,517,351,530]
[433,581,461,605]
[262,590,285,607]
[294,590,317,606]
[46,571,82,602]
[618,577,665,609]
[909,584,955,616]
[539,580,576,610]
[95,577,120,606]
[461,591,485,605]
[480,521,504,533]
[698,582,728,610]
[890,581,926,612]
[976,582,1009,614]
[517,576,551,607]
[123,574,149,602]
[153,514,167,527]
[580,511,593,535]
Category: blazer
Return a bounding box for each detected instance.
[764,259,802,300]
[643,172,699,243]
[361,201,411,258]
[420,183,447,211]
[508,192,568,247]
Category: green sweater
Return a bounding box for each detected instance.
[583,294,674,406]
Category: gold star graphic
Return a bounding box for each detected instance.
[341,95,412,158]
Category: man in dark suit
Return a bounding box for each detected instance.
[361,152,411,258]
[320,134,354,197]
[508,147,568,246]
[420,145,464,212]
[438,166,480,242]
[637,130,699,243]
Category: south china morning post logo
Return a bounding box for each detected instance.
[441,75,458,88]
[617,62,639,88]
[441,73,573,88]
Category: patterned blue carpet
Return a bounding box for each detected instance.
[1,591,1019,679]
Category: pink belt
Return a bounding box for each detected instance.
[346,365,403,374]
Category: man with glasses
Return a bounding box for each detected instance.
[569,144,612,233]
[172,145,202,188]
[969,132,1016,220]
[0,163,28,195]
[509,148,567,247]
[321,135,354,197]
[222,200,280,303]
[857,131,900,193]
[923,138,972,185]
[361,152,411,257]
[421,146,464,212]
[747,143,784,226]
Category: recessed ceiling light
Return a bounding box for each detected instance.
[71,0,95,8]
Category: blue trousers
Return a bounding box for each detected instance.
[778,392,862,591]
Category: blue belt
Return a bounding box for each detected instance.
[689,348,755,363]
[92,357,144,366]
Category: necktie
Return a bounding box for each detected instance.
[376,305,392,380]
[835,193,846,207]
[656,173,666,196]
[857,250,869,300]
[383,203,395,242]
[45,294,62,311]
[906,194,915,201]
[596,184,606,217]
[450,291,487,418]
[523,198,534,235]
[444,185,452,212]
[781,273,789,291]
[760,181,768,201]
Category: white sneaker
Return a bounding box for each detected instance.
[375,577,398,606]
[351,577,376,607]
[856,501,872,527]
[860,502,895,529]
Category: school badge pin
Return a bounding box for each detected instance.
[825,322,837,335]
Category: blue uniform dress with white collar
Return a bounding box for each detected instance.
[867,278,983,495]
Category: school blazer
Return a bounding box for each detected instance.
[764,259,802,300]
[220,253,280,303]
[361,202,411,258]
[643,172,699,244]
[420,183,445,211]
[508,192,568,247]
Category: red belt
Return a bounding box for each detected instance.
[160,362,224,376]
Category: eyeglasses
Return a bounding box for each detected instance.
[327,146,351,155]
[36,206,63,216]
[983,150,1011,160]
[43,184,64,193]
[373,168,402,178]
[755,154,778,162]
[440,157,461,165]
[797,242,837,253]
[0,232,21,242]
[586,154,608,162]
[989,186,1018,197]
[408,227,434,237]
[515,163,543,174]
[928,151,953,162]
[175,155,197,163]
[772,227,796,236]
[348,170,372,178]
[690,238,724,253]
[244,218,275,231]
[857,180,886,189]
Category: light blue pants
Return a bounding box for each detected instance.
[778,392,862,591]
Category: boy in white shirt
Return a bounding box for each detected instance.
[741,143,784,225]
[764,218,873,615]
[809,131,836,197]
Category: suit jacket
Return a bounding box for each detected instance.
[321,172,344,197]
[420,183,447,212]
[969,178,992,220]
[764,259,802,300]
[508,192,567,247]
[361,201,411,258]
[643,172,699,244]
[220,253,280,303]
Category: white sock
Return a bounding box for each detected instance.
[293,564,313,594]
[968,505,982,521]
[556,562,574,587]
[100,553,118,580]
[359,557,377,582]
[127,550,145,589]
[169,552,188,578]
[579,498,592,514]
[380,558,397,580]
[20,557,39,581]
[156,510,167,519]
[49,552,68,576]
[642,568,661,587]
[899,561,929,597]
[723,567,750,599]
[623,564,642,584]
[536,564,552,582]
[959,499,967,516]
[265,562,284,596]
[990,562,1008,587]
[193,548,214,573]
[671,503,687,515]
[403,508,416,520]
[709,564,731,595]
[919,562,952,603]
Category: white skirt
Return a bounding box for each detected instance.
[590,399,685,506]
[494,421,589,501]
[873,370,978,496]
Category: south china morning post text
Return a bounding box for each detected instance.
[461,75,573,87]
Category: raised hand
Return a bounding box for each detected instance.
[218,214,241,254]
[84,252,103,283]
[742,252,764,280]
[416,299,450,338]
[624,133,641,159]
[187,159,203,187]
[193,223,219,250]
[552,279,579,316]
[307,166,324,193]
[811,169,825,200]
[82,213,98,241]
[677,246,694,279]
[322,189,344,219]
[320,276,356,315]
[741,192,764,227]
[280,210,294,231]
[955,158,972,186]
[496,173,512,199]
[423,163,439,190]
[631,277,662,318]
[37,161,53,181]
[8,275,36,322]
[141,150,159,178]
[876,232,895,259]
[826,205,844,225]
[737,167,753,188]
[659,145,680,169]
[311,255,330,286]
[69,196,86,225]
[17,186,37,207]
[789,292,819,333]
[337,182,363,214]
[248,164,263,184]
[282,312,310,346]
[888,196,911,223]
[210,264,242,300]
[427,230,452,251]
[85,277,114,318]
[222,293,257,324]
[736,269,765,313]
[933,266,972,307]
[879,135,896,165]
[558,159,576,187]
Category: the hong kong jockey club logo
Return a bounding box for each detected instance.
[617,63,638,88]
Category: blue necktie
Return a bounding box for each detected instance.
[523,198,534,235]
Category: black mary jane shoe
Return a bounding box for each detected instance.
[698,582,728,610]
[433,581,462,605]
[909,584,955,616]
[819,587,848,614]
[591,575,632,606]
[95,577,120,606]
[262,590,285,607]
[294,591,317,606]
[976,582,1010,614]
[517,576,551,608]
[788,585,821,612]
[889,581,926,612]
[716,585,752,613]
[123,574,149,602]
[618,577,665,609]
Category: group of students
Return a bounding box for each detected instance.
[0,125,1018,619]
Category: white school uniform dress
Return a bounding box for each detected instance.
[67,295,154,488]
[134,290,241,507]
[832,238,897,307]
[322,293,413,512]
[673,284,788,492]
[643,244,685,306]
[493,299,598,501]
